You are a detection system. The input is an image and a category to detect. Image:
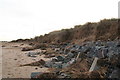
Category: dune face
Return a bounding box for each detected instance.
[12,19,120,44]
[32,19,119,43]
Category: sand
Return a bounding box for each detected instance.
[0,42,2,79]
[1,42,50,78]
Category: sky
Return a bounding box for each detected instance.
[0,0,119,41]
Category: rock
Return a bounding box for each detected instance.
[27,52,40,57]
[109,68,120,78]
[57,56,65,61]
[62,63,70,68]
[61,59,75,69]
[63,48,70,54]
[97,49,105,58]
[107,41,115,47]
[107,51,115,58]
[68,58,76,64]
[66,52,74,59]
[102,48,108,58]
[28,40,120,78]
[58,73,70,78]
[116,42,120,47]
[27,54,37,57]
[52,57,58,62]
[31,72,43,78]
[44,60,54,68]
[36,73,57,78]
[54,48,60,51]
[44,54,55,58]
[52,62,62,68]
[62,58,71,63]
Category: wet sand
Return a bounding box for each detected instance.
[2,42,49,78]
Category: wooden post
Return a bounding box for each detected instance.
[76,52,81,61]
[89,57,99,72]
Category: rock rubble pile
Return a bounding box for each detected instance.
[28,40,120,78]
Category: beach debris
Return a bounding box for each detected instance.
[109,68,120,78]
[89,57,99,72]
[22,47,34,51]
[2,45,5,47]
[29,40,120,78]
[44,60,54,68]
[54,48,60,52]
[31,72,44,78]
[56,56,65,62]
[75,52,81,61]
[44,54,55,58]
[66,52,74,59]
[36,73,58,78]
[52,62,62,68]
[20,59,45,66]
[14,59,17,60]
[27,52,40,57]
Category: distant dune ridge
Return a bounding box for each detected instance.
[12,18,120,44]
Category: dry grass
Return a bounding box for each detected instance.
[12,18,119,44]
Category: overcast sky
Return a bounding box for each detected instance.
[0,0,119,41]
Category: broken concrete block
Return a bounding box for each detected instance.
[62,58,71,63]
[62,63,70,68]
[66,52,74,59]
[68,58,76,64]
[44,60,54,68]
[52,62,62,68]
[109,68,120,78]
[36,73,57,78]
[31,72,44,78]
[58,73,70,78]
[57,56,65,61]
[27,51,40,57]
[54,48,60,51]
[97,49,105,58]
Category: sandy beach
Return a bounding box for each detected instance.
[2,42,49,78]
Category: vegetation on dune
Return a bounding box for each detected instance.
[12,18,120,44]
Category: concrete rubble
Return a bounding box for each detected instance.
[26,50,46,57]
[28,40,120,78]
